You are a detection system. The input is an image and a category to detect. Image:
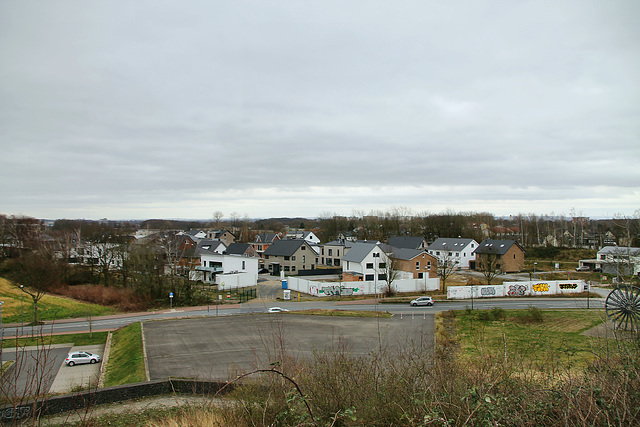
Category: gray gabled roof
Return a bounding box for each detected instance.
[225,243,252,256]
[391,248,425,261]
[387,236,426,250]
[598,246,640,256]
[256,233,280,243]
[342,242,379,263]
[195,239,226,255]
[428,238,476,250]
[473,239,524,256]
[263,239,306,257]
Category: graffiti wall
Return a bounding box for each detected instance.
[447,280,585,300]
[286,276,440,296]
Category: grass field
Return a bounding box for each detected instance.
[103,322,146,387]
[0,277,117,323]
[452,307,608,370]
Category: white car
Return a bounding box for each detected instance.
[268,307,290,313]
[410,296,434,307]
[65,351,102,366]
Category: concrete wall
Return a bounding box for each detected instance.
[286,276,440,296]
[0,379,234,423]
[447,280,586,299]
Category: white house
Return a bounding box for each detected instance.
[342,242,391,282]
[427,238,478,270]
[194,253,259,289]
[579,246,640,277]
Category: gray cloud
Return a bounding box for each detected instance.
[1,0,638,220]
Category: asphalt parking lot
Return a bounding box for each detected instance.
[143,313,434,381]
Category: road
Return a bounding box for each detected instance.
[0,295,605,338]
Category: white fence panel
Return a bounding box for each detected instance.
[447,280,586,300]
[285,276,440,296]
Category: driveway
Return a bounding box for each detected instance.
[143,313,434,381]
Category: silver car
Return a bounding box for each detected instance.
[410,296,434,306]
[65,351,102,366]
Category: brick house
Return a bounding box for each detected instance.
[473,239,525,273]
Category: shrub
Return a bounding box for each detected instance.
[491,306,506,320]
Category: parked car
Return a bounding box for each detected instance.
[65,351,101,366]
[268,307,289,313]
[575,266,590,271]
[410,296,434,307]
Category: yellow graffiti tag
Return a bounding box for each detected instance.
[533,283,549,292]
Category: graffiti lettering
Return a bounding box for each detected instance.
[480,287,496,296]
[507,284,527,297]
[2,406,31,420]
[559,283,578,290]
[321,286,354,296]
[532,283,549,292]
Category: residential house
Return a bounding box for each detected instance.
[473,239,525,273]
[195,252,259,286]
[342,242,391,282]
[388,236,428,251]
[581,246,640,277]
[206,229,236,246]
[320,239,353,267]
[195,239,227,256]
[225,243,258,258]
[183,230,207,240]
[263,239,316,275]
[392,248,438,279]
[286,230,321,245]
[251,233,281,257]
[427,238,479,270]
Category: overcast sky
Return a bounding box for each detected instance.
[1,1,638,221]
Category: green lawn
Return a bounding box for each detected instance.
[454,308,608,370]
[103,322,146,387]
[0,278,117,323]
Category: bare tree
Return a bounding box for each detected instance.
[476,249,502,286]
[4,245,64,324]
[436,251,458,293]
[378,255,402,297]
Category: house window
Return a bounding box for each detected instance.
[292,266,296,271]
[327,259,332,266]
[365,274,375,281]
[416,261,420,270]
[284,256,290,261]
[436,251,440,256]
[292,256,296,261]
[242,261,245,270]
[334,259,340,266]
[373,252,380,258]
[379,262,386,269]
[301,246,306,250]
[418,272,424,279]
[303,255,306,263]
[427,262,431,269]
[366,263,374,269]
[284,266,290,271]
[378,274,387,281]
[337,250,340,256]
[328,249,333,256]
[268,264,273,270]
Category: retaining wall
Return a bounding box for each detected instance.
[0,379,234,423]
